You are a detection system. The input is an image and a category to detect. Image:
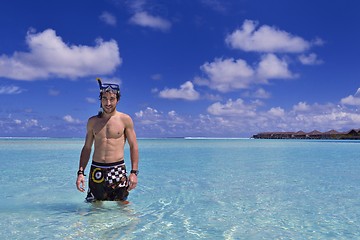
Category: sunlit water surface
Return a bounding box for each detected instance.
[1,138,359,239]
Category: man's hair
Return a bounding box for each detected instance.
[98,90,121,101]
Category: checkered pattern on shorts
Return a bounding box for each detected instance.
[105,165,127,186]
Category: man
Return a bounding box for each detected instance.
[76,78,139,203]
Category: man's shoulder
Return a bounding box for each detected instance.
[87,115,101,125]
[116,112,133,125]
[88,115,99,121]
[117,111,131,119]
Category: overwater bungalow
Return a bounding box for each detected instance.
[252,128,360,140]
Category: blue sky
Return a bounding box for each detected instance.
[1,0,360,138]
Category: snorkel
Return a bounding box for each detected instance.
[97,78,103,117]
[96,77,121,118]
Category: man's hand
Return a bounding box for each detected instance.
[128,174,138,191]
[76,175,86,192]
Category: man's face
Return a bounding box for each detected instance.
[101,91,118,114]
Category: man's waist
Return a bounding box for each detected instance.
[91,159,125,168]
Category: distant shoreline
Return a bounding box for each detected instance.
[252,128,360,140]
[1,132,360,140]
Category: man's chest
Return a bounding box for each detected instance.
[93,119,125,139]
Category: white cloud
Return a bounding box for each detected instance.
[193,20,321,94]
[25,119,38,127]
[253,88,271,99]
[298,53,323,65]
[134,107,167,134]
[168,110,176,117]
[159,81,200,100]
[194,55,294,93]
[12,88,351,138]
[207,98,258,117]
[340,88,360,106]
[134,107,192,136]
[0,85,24,94]
[194,58,254,92]
[135,108,181,123]
[256,54,295,80]
[225,19,311,53]
[129,11,171,31]
[135,106,239,137]
[63,115,81,124]
[167,110,185,124]
[0,29,121,80]
[99,11,117,26]
[341,95,360,106]
[130,93,360,137]
[201,95,359,134]
[293,102,311,112]
[268,107,285,117]
[135,107,162,124]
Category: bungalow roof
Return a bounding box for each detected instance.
[346,129,359,135]
[307,130,322,135]
[294,131,306,135]
[324,129,340,135]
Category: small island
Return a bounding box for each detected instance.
[252,129,360,140]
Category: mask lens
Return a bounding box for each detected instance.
[100,84,119,92]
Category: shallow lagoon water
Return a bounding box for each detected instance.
[0,138,359,239]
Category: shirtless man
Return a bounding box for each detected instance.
[76,80,139,202]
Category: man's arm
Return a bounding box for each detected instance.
[76,118,94,192]
[124,115,139,191]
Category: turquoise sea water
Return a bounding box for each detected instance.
[0,138,360,239]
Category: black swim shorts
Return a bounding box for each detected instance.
[86,160,129,202]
